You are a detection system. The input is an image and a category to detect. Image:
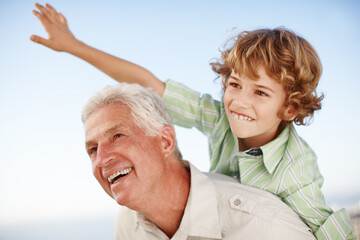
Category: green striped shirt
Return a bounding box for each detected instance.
[163,80,355,240]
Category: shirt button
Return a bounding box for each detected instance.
[234,199,241,206]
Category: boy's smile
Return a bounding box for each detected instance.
[230,111,254,121]
[224,67,288,151]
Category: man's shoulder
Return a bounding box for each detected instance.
[203,172,315,239]
[205,172,302,220]
[206,172,283,200]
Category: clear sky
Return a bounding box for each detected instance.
[1,0,360,239]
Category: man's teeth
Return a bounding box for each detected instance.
[231,112,253,121]
[108,167,133,183]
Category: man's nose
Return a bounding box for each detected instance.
[95,143,115,167]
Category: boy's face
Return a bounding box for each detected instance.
[224,67,288,150]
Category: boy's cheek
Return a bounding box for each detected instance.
[223,90,231,108]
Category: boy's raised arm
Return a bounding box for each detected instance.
[30,3,165,96]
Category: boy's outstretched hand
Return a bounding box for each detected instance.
[30,3,78,52]
[30,2,165,94]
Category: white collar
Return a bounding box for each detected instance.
[137,161,222,239]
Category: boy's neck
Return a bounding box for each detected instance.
[237,123,286,151]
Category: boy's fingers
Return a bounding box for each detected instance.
[32,9,51,30]
[45,3,57,13]
[35,3,48,15]
[35,3,54,23]
[32,9,41,18]
[59,13,68,26]
[30,35,51,48]
[32,9,46,25]
[45,3,60,21]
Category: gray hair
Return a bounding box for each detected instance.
[82,83,182,159]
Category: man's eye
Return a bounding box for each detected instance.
[114,134,123,139]
[255,90,268,96]
[87,147,97,156]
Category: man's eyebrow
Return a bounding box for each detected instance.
[85,124,128,148]
[85,139,96,149]
[104,124,128,136]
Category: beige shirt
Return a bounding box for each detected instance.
[115,162,315,240]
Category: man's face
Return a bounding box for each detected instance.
[84,103,167,209]
[224,67,287,149]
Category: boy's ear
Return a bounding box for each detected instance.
[284,105,298,121]
[160,125,176,158]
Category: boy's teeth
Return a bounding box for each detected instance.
[231,112,253,121]
[108,167,133,183]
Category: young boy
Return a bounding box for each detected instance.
[31,3,355,239]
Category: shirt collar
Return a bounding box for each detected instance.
[231,124,291,175]
[245,148,263,156]
[176,161,222,239]
[135,161,222,239]
[260,124,291,174]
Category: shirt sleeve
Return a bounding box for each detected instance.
[279,155,355,240]
[162,79,222,136]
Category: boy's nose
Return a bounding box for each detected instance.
[234,92,251,108]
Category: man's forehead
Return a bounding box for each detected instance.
[85,106,133,135]
[86,121,131,137]
[85,123,133,147]
[85,103,130,126]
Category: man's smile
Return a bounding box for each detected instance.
[108,167,133,184]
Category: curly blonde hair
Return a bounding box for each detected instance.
[210,27,324,125]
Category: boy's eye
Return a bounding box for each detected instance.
[229,82,241,89]
[255,90,268,96]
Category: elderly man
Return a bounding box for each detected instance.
[82,83,315,240]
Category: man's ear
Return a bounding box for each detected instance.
[284,105,298,121]
[160,125,176,158]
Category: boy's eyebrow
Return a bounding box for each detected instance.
[230,74,276,93]
[254,83,275,93]
[229,75,241,81]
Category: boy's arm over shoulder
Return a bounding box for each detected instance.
[282,177,355,239]
[279,153,355,239]
[31,3,165,96]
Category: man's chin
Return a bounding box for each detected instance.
[114,194,131,207]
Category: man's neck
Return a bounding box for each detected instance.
[135,161,191,238]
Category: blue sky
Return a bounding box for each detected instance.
[1,0,360,239]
